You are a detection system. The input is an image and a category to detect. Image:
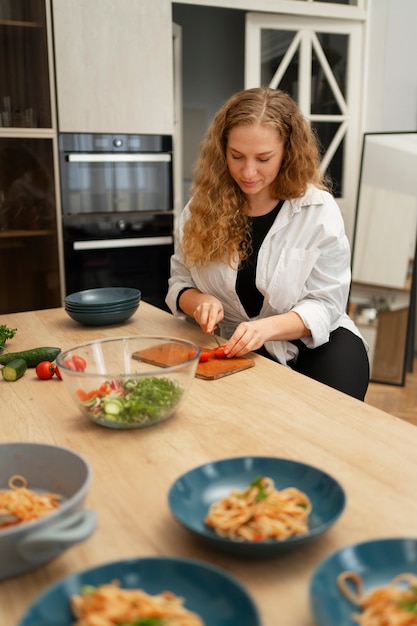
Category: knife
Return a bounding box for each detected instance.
[211,332,222,347]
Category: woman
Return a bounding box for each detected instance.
[166,87,369,400]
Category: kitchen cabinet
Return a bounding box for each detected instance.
[51,0,174,135]
[0,0,63,314]
[0,0,52,129]
[372,307,409,383]
[351,299,410,385]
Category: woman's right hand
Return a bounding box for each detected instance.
[193,296,224,335]
[178,288,224,335]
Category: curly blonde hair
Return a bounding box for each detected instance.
[182,87,329,267]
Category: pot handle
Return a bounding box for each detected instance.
[17,509,97,563]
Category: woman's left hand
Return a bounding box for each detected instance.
[224,320,267,357]
[223,312,310,357]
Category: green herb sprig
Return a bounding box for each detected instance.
[250,475,269,501]
[398,586,417,613]
[0,325,17,349]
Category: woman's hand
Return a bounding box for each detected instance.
[224,312,310,357]
[178,289,224,334]
[224,320,267,357]
[193,297,224,334]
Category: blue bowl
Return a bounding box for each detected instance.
[18,556,261,626]
[65,304,139,326]
[168,456,345,556]
[65,287,141,307]
[64,300,140,313]
[310,537,417,625]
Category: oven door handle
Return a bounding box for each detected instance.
[66,153,171,163]
[73,236,173,251]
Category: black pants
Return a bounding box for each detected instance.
[290,328,370,401]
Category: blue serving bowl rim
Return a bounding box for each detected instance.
[64,301,140,312]
[65,287,141,307]
[64,305,139,316]
[18,555,262,626]
[309,536,417,626]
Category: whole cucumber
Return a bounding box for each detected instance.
[0,347,61,368]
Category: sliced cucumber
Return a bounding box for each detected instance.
[2,358,27,381]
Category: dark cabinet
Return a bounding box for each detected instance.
[0,0,62,313]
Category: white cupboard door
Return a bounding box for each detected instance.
[245,13,364,241]
[52,0,174,135]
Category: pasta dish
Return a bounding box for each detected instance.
[0,474,62,529]
[71,582,204,626]
[205,475,311,541]
[337,570,417,625]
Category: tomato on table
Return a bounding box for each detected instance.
[35,361,56,380]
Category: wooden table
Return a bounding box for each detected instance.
[1,303,417,626]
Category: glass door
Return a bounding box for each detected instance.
[0,0,52,129]
[245,13,364,240]
[0,137,61,313]
[0,1,62,313]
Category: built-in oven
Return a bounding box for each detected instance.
[58,133,174,310]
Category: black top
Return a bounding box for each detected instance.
[236,200,284,318]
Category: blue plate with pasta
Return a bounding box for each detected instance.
[18,556,261,626]
[309,537,417,625]
[168,456,345,556]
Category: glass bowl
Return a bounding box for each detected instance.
[56,336,200,429]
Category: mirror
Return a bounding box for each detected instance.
[349,132,417,385]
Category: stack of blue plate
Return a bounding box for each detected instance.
[64,287,141,326]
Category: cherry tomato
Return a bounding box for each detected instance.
[76,382,111,402]
[213,345,227,359]
[36,361,56,380]
[199,350,212,363]
[54,365,62,380]
[72,355,87,371]
[64,355,87,371]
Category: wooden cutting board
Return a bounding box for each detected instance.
[132,342,254,380]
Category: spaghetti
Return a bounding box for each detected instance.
[0,475,62,529]
[337,570,417,625]
[71,582,204,626]
[205,475,311,541]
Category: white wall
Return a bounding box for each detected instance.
[365,0,417,132]
[364,0,417,355]
[172,4,245,201]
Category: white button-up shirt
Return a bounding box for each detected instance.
[166,185,365,366]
